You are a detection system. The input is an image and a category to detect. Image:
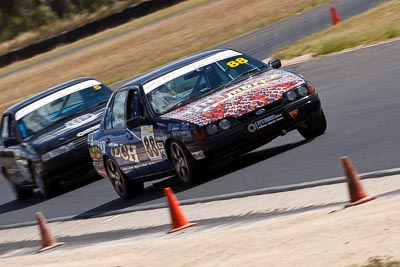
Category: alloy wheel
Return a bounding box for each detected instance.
[106,159,126,196]
[170,142,190,183]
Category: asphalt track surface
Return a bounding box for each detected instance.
[214,0,390,59]
[0,0,398,227]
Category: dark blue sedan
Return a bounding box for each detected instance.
[0,77,112,199]
[88,49,326,199]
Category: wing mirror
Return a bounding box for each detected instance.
[268,59,281,69]
[4,137,19,147]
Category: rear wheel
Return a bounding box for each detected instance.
[297,109,327,139]
[169,141,203,185]
[105,158,143,199]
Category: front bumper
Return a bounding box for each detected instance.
[35,144,94,182]
[186,93,322,161]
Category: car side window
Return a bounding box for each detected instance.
[9,116,17,139]
[1,115,10,141]
[1,115,17,143]
[111,91,128,129]
[126,89,143,121]
[104,106,112,130]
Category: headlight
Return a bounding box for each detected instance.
[297,86,308,97]
[219,119,231,130]
[286,90,297,101]
[42,142,76,161]
[206,124,218,135]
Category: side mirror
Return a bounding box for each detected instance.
[4,137,18,147]
[268,59,281,69]
[126,116,152,129]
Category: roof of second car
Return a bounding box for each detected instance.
[4,77,101,115]
[121,48,231,89]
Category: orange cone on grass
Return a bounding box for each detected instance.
[340,156,377,207]
[330,5,341,25]
[164,187,196,233]
[35,212,64,252]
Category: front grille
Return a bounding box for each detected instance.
[237,100,282,122]
[72,135,88,147]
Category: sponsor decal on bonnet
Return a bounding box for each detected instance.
[77,124,99,137]
[65,113,99,128]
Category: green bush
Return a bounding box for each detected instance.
[80,0,116,12]
[0,0,118,42]
[29,5,57,29]
[0,16,26,41]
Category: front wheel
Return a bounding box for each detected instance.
[3,168,33,200]
[169,141,203,185]
[297,109,327,139]
[34,174,58,198]
[105,158,143,199]
[10,183,33,200]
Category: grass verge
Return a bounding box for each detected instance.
[355,256,400,267]
[272,0,400,59]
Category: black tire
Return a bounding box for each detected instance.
[297,109,327,139]
[169,140,203,185]
[3,168,33,200]
[105,158,143,199]
[34,174,58,198]
[10,183,33,200]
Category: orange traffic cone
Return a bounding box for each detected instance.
[164,187,196,233]
[35,212,64,253]
[330,5,341,25]
[340,156,377,208]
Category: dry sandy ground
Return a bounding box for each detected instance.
[1,194,400,267]
[0,0,322,114]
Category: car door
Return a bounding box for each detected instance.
[0,114,26,185]
[103,89,153,178]
[125,87,171,173]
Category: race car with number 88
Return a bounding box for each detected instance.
[88,49,327,199]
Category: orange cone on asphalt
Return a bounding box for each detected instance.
[340,156,377,208]
[164,187,196,233]
[330,5,341,25]
[35,212,64,253]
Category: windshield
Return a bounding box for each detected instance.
[16,81,111,138]
[145,51,265,114]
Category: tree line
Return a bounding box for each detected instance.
[0,0,116,42]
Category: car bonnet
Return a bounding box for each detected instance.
[161,69,305,126]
